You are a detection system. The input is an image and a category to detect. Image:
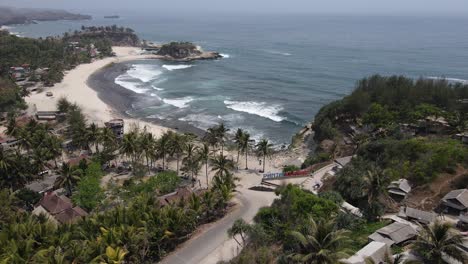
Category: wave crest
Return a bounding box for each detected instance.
[224,100,285,122]
[163,97,193,108]
[162,65,193,71]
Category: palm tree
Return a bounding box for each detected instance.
[240,132,251,170]
[5,114,21,138]
[198,143,211,188]
[157,132,172,170]
[227,218,250,247]
[87,123,100,154]
[182,143,200,182]
[203,127,219,153]
[140,132,155,171]
[120,132,139,163]
[256,138,273,173]
[234,128,245,170]
[54,163,82,196]
[99,127,117,150]
[210,154,235,178]
[362,167,389,205]
[169,133,186,176]
[287,217,349,264]
[409,220,467,264]
[216,123,230,155]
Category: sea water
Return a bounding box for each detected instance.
[11,13,468,145]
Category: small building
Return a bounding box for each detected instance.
[398,206,436,225]
[387,179,411,199]
[25,174,58,194]
[343,242,390,264]
[334,156,353,168]
[454,133,468,145]
[0,136,21,150]
[9,64,31,81]
[442,189,468,213]
[36,111,60,121]
[369,222,418,247]
[105,119,124,139]
[157,186,195,206]
[32,192,88,224]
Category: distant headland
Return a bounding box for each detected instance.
[0,6,91,26]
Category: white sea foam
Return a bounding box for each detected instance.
[115,75,149,94]
[224,100,285,122]
[220,53,231,58]
[266,50,292,56]
[127,64,162,82]
[163,97,193,108]
[427,76,468,84]
[162,65,193,71]
[178,113,221,130]
[151,85,164,91]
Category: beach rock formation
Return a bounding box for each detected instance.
[156,42,222,61]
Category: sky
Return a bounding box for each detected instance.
[3,0,468,15]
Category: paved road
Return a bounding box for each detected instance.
[160,187,275,264]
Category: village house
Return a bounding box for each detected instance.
[442,189,468,213]
[0,135,21,150]
[343,241,390,264]
[387,179,411,200]
[398,206,436,225]
[9,64,31,81]
[454,132,468,145]
[368,222,418,247]
[32,192,88,224]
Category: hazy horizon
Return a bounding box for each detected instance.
[2,0,468,16]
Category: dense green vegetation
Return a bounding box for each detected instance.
[0,77,26,112]
[313,75,468,142]
[226,185,346,263]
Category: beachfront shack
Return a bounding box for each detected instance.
[105,119,124,139]
[441,189,468,213]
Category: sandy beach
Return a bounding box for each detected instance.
[26,47,170,137]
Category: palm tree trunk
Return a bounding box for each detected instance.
[176,156,180,176]
[205,162,209,189]
[236,150,240,170]
[245,149,248,170]
[263,154,266,173]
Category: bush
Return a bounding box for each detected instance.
[282,165,300,173]
[72,162,104,211]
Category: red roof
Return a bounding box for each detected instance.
[36,192,88,224]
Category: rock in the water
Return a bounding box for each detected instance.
[156,42,221,61]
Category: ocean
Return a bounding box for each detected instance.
[10,13,468,146]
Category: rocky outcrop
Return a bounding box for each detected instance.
[156,42,221,61]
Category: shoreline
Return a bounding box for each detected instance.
[25,47,173,137]
[87,61,207,137]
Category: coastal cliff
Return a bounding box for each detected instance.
[63,26,140,47]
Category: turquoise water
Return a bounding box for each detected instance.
[11,14,468,145]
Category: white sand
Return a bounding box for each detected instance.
[26,47,169,137]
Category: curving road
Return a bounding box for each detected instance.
[160,181,276,264]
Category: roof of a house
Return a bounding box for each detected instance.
[370,222,417,245]
[37,192,73,214]
[25,174,58,193]
[442,189,468,210]
[344,241,389,264]
[54,206,88,224]
[35,192,88,224]
[398,207,436,225]
[334,156,353,167]
[368,232,395,247]
[67,154,90,167]
[388,179,411,195]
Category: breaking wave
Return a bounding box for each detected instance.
[126,64,162,82]
[115,75,149,94]
[427,76,468,84]
[162,65,193,71]
[224,100,285,122]
[163,97,193,108]
[220,53,231,58]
